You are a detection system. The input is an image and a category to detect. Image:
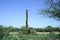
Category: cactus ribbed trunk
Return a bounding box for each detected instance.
[26,9,28,29]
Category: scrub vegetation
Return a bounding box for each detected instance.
[0,25,60,40]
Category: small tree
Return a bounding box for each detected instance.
[45,25,53,33]
[39,0,60,21]
[0,25,4,39]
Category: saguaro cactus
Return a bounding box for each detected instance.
[26,9,28,29]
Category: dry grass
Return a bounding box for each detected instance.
[9,32,19,35]
[9,32,60,35]
[37,32,50,34]
[36,32,60,34]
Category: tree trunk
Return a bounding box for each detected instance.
[26,9,28,29]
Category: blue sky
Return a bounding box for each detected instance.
[0,0,60,28]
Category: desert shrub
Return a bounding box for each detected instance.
[2,35,17,40]
[20,26,37,34]
[18,31,22,35]
[30,27,37,34]
[20,26,28,34]
[45,33,60,40]
[0,25,6,40]
[0,25,9,40]
[2,33,60,40]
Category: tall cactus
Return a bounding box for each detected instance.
[26,9,28,29]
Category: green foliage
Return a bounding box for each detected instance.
[36,28,45,32]
[36,25,60,32]
[20,26,37,34]
[0,25,60,40]
[46,34,60,40]
[2,35,17,40]
[0,25,9,40]
[20,26,28,34]
[39,0,60,21]
[0,25,4,39]
[1,34,60,40]
[6,26,14,32]
[30,27,37,34]
[45,25,53,32]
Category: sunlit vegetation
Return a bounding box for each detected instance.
[0,25,60,40]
